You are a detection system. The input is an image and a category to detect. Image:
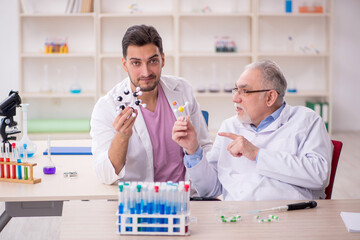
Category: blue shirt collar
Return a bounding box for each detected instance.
[251,102,286,132]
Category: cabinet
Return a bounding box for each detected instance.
[18,0,333,134]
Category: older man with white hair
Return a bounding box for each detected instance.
[172,59,333,201]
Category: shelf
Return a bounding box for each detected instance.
[99,13,173,18]
[179,12,252,17]
[100,52,175,59]
[285,91,329,97]
[20,13,95,18]
[18,0,332,132]
[194,91,329,98]
[180,52,252,57]
[21,53,95,58]
[195,92,233,98]
[258,52,329,57]
[258,13,330,17]
[22,92,97,99]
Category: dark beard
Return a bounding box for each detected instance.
[130,74,160,92]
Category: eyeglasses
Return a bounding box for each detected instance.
[232,88,274,96]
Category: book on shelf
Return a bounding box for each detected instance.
[80,0,93,13]
[20,0,34,14]
[66,0,93,13]
[65,0,75,13]
[306,101,329,131]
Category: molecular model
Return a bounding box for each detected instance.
[116,87,146,117]
[172,101,189,116]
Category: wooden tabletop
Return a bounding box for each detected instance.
[0,140,117,202]
[60,199,360,240]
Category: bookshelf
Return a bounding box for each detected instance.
[18,0,333,133]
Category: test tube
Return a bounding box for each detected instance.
[0,145,4,178]
[136,184,142,214]
[11,143,16,179]
[141,182,148,214]
[147,182,155,215]
[129,183,136,214]
[118,182,125,214]
[165,182,172,215]
[154,184,160,214]
[16,146,22,180]
[158,182,167,228]
[184,182,190,214]
[159,182,166,214]
[5,143,11,179]
[179,181,185,214]
[145,183,155,227]
[23,144,28,180]
[124,182,130,214]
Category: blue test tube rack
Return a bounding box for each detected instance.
[116,181,191,236]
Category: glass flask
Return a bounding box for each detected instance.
[43,136,56,174]
[18,103,37,158]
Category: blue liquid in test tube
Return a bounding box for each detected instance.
[285,0,292,13]
[16,148,22,180]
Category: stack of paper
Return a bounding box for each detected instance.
[340,212,360,233]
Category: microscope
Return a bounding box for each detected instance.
[0,90,22,147]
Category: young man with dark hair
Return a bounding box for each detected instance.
[91,25,212,184]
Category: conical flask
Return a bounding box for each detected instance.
[18,103,37,158]
[43,136,56,174]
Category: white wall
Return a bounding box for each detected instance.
[1,0,359,132]
[0,0,19,99]
[332,0,360,132]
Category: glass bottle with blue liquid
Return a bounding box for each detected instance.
[18,103,37,158]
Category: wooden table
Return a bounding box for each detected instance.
[60,199,360,240]
[0,140,118,232]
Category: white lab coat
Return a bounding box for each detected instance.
[187,103,333,200]
[90,75,212,185]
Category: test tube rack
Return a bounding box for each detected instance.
[116,213,190,236]
[117,181,191,236]
[0,161,41,184]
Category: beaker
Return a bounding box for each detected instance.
[224,66,233,93]
[196,67,206,93]
[287,78,297,93]
[43,136,56,174]
[287,36,294,52]
[70,66,82,94]
[18,104,37,158]
[40,64,51,93]
[209,63,220,93]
